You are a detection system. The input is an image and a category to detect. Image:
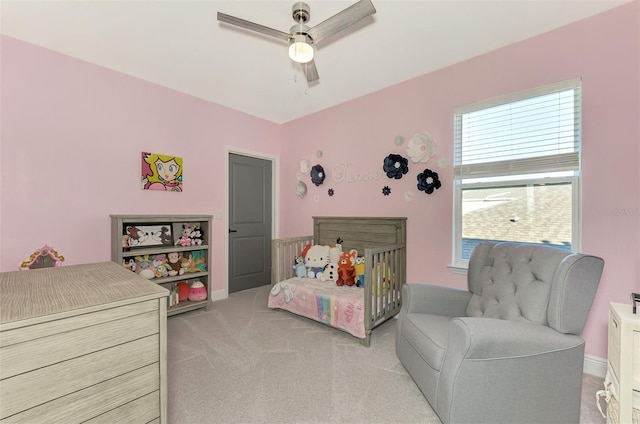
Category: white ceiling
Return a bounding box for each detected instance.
[1,0,630,124]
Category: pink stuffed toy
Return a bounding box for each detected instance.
[188,281,207,301]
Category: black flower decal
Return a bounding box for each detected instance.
[417,169,442,194]
[383,154,409,179]
[328,188,335,196]
[310,164,325,186]
[382,186,391,196]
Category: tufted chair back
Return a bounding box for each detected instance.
[466,242,604,335]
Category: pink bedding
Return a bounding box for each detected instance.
[268,277,366,339]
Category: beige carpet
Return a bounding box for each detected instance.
[167,284,606,424]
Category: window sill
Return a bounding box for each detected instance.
[447,265,468,275]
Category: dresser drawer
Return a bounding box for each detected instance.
[83,391,160,424]
[0,300,158,348]
[0,309,159,380]
[1,364,160,424]
[0,334,159,419]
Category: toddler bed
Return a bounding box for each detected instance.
[268,217,406,347]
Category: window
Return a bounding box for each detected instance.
[452,78,582,269]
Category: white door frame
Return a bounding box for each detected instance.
[220,146,279,300]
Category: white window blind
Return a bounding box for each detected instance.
[454,78,581,179]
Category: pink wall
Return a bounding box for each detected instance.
[0,35,282,294]
[1,2,638,360]
[279,2,640,359]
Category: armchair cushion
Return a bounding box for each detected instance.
[466,243,569,325]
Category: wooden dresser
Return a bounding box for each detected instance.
[0,262,168,423]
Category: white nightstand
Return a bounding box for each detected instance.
[607,302,640,423]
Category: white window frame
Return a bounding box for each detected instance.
[451,78,582,272]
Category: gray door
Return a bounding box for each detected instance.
[228,153,272,293]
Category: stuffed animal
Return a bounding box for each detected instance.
[293,256,307,278]
[152,254,169,278]
[134,255,155,279]
[123,258,136,272]
[304,245,330,279]
[190,250,207,272]
[166,252,184,276]
[177,282,190,302]
[329,238,343,265]
[190,225,203,245]
[188,281,207,301]
[176,223,193,246]
[336,249,357,286]
[354,256,366,287]
[372,262,391,296]
[320,262,339,282]
[181,252,193,274]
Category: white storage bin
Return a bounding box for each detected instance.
[597,364,640,424]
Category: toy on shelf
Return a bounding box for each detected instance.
[166,252,184,276]
[177,282,190,302]
[176,223,193,247]
[190,224,203,245]
[188,281,207,301]
[133,255,155,279]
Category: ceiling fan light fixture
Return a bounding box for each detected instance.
[289,34,314,63]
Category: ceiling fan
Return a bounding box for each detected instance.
[217,0,376,83]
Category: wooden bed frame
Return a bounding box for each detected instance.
[271,216,407,346]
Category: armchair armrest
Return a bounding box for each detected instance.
[447,317,584,359]
[402,284,472,317]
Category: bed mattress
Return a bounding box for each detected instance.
[268,277,366,339]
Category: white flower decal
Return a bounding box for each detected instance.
[406,133,437,163]
[299,159,311,174]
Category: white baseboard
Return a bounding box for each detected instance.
[584,354,607,378]
[210,289,228,302]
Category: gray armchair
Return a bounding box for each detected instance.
[396,242,604,424]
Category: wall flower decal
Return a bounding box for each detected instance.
[383,154,409,179]
[406,132,437,163]
[310,164,326,186]
[296,181,307,198]
[328,188,335,197]
[382,186,391,196]
[299,159,311,174]
[417,168,442,194]
[394,136,405,146]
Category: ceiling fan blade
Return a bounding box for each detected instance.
[217,12,291,42]
[307,0,376,44]
[302,60,319,83]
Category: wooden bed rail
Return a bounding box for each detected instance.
[271,236,313,284]
[362,243,406,346]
